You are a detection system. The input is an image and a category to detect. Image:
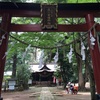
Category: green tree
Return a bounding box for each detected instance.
[17,64,31,90]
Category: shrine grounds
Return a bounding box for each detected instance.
[1,86,91,100]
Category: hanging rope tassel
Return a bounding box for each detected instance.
[90,31,96,49]
[81,41,85,60]
[67,45,73,63]
[39,50,44,68]
[2,42,15,59]
[0,33,6,45]
[53,48,59,63]
[22,44,31,61]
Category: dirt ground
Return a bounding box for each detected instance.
[1,86,91,100]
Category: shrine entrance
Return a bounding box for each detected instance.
[0,2,100,100]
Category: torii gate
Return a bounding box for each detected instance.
[0,2,100,100]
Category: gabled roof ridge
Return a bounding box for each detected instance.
[39,64,51,71]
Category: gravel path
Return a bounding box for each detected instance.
[1,86,91,100]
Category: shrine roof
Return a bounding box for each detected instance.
[39,64,51,71]
[30,63,56,72]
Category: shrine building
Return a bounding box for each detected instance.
[30,63,56,86]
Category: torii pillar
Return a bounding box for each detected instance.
[0,13,11,100]
[86,14,100,97]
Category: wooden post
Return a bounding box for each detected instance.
[0,13,11,100]
[85,14,100,96]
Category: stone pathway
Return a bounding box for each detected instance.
[2,86,91,100]
[40,87,54,100]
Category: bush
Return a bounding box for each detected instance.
[17,64,31,90]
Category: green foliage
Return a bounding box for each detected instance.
[58,47,73,83]
[54,68,61,78]
[5,59,12,71]
[11,17,41,24]
[0,0,29,2]
[17,64,31,90]
[3,76,11,81]
[67,0,97,3]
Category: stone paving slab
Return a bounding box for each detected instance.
[40,87,54,100]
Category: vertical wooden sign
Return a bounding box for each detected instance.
[41,4,58,29]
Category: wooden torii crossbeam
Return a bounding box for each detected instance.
[0,3,100,32]
[0,2,100,100]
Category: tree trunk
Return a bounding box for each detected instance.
[87,63,96,100]
[60,65,68,89]
[73,32,85,91]
[85,49,96,100]
[76,54,85,91]
[12,54,17,78]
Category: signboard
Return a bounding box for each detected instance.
[41,4,58,29]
